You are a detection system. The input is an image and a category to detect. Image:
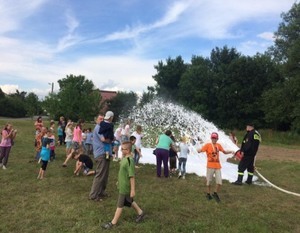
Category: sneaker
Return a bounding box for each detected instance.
[101,222,115,229]
[231,181,243,185]
[2,165,7,170]
[206,193,213,200]
[62,164,67,167]
[136,212,145,223]
[182,175,185,179]
[178,174,182,179]
[212,192,221,203]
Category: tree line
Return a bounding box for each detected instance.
[0,3,299,132]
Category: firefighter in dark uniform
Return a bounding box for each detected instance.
[232,123,261,185]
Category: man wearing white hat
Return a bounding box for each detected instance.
[89,111,114,201]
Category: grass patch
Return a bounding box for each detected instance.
[0,119,300,232]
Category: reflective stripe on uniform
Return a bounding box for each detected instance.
[254,131,262,142]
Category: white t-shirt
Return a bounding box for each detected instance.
[114,127,122,141]
[131,131,143,149]
[65,127,73,142]
[179,142,189,159]
[121,124,130,136]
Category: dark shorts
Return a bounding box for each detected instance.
[72,141,80,151]
[169,156,177,169]
[117,194,133,208]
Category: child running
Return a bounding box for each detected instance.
[101,141,145,229]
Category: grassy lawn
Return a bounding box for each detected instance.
[0,119,300,233]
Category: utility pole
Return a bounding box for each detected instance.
[48,82,54,94]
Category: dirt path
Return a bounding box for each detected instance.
[256,145,300,162]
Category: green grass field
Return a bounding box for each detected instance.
[0,119,300,233]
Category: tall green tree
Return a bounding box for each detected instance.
[0,88,5,99]
[265,2,300,131]
[0,96,26,117]
[178,56,213,118]
[43,75,101,121]
[25,92,42,118]
[218,54,282,129]
[152,56,187,101]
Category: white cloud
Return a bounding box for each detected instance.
[257,32,275,41]
[56,10,82,52]
[175,0,295,39]
[93,1,190,43]
[0,84,19,94]
[239,40,272,55]
[59,55,157,92]
[0,0,47,33]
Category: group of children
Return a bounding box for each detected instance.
[35,128,93,180]
[35,113,145,180]
[35,119,95,179]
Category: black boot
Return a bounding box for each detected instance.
[232,174,243,185]
[245,175,253,185]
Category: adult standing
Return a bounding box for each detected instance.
[89,112,114,201]
[232,123,261,185]
[0,123,17,169]
[155,130,176,178]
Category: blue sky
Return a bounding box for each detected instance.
[0,0,296,98]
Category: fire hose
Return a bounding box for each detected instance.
[255,169,300,197]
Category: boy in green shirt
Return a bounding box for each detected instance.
[102,141,145,229]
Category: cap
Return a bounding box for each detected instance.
[104,111,114,120]
[211,132,218,139]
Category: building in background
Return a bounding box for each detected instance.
[100,90,117,113]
